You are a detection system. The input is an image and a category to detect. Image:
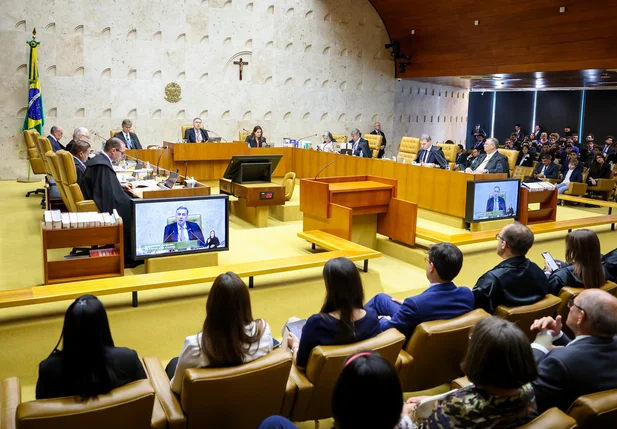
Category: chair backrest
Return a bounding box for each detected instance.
[364,134,383,158]
[56,151,96,212]
[498,148,519,173]
[557,281,617,338]
[493,294,562,341]
[110,129,122,138]
[239,129,249,142]
[283,172,297,201]
[54,150,77,212]
[332,134,347,143]
[512,166,535,180]
[436,143,457,163]
[181,125,192,140]
[24,130,46,175]
[567,388,617,428]
[36,136,54,177]
[45,151,71,209]
[401,309,490,392]
[301,329,405,420]
[398,137,420,157]
[166,214,203,229]
[518,407,578,429]
[180,349,292,429]
[16,379,155,429]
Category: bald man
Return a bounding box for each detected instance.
[530,289,617,413]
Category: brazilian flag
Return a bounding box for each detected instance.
[22,36,44,134]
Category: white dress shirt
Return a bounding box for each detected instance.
[562,169,574,184]
[124,133,131,149]
[476,151,495,171]
[170,321,273,394]
[177,223,189,241]
[195,128,203,142]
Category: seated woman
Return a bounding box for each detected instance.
[587,153,611,186]
[286,257,380,370]
[545,229,606,294]
[321,132,338,153]
[36,295,146,399]
[516,144,534,167]
[168,272,273,394]
[205,230,220,248]
[556,159,583,194]
[258,351,409,429]
[538,132,549,146]
[246,126,267,148]
[406,317,538,428]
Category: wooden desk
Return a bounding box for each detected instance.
[220,178,285,227]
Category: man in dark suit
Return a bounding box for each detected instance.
[163,206,206,247]
[47,125,65,152]
[533,153,559,179]
[349,128,371,158]
[365,242,474,340]
[465,148,482,170]
[514,124,526,143]
[69,140,91,184]
[471,123,486,139]
[370,122,387,158]
[113,119,142,150]
[65,127,90,153]
[184,117,209,143]
[413,134,447,169]
[466,138,509,175]
[473,223,549,313]
[601,135,615,158]
[529,289,617,413]
[533,124,543,140]
[473,134,486,152]
[485,185,507,212]
[455,144,468,171]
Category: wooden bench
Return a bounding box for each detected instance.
[558,194,617,230]
[416,214,617,246]
[0,231,381,309]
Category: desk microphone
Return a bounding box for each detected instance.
[314,154,345,180]
[155,148,169,176]
[206,129,228,142]
[296,134,318,145]
[92,131,107,149]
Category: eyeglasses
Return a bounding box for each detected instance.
[567,297,585,312]
[495,234,508,245]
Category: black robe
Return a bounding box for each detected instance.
[80,153,134,258]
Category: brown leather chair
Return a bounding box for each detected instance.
[143,349,295,429]
[289,329,405,423]
[283,172,297,201]
[567,388,617,428]
[519,408,578,428]
[0,378,165,429]
[23,129,46,201]
[494,294,562,342]
[397,309,490,392]
[557,282,617,338]
[56,150,99,212]
[364,134,383,158]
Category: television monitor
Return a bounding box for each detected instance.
[223,154,283,183]
[465,179,521,223]
[132,195,229,260]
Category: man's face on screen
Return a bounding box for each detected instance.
[176,210,187,226]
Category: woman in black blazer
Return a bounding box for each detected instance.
[245,126,267,148]
[516,144,534,167]
[587,153,611,186]
[205,230,220,248]
[36,295,146,399]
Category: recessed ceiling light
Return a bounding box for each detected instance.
[559,6,566,13]
[474,20,480,25]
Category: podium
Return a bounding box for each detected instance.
[300,176,417,247]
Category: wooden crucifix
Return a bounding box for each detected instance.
[233,58,249,81]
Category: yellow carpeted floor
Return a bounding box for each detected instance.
[2,179,617,428]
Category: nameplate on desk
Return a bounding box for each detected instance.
[260,192,274,200]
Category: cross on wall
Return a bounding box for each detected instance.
[233,58,249,81]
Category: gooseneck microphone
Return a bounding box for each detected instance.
[295,134,319,144]
[314,154,346,180]
[206,129,228,142]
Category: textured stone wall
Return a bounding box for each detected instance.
[0,0,468,179]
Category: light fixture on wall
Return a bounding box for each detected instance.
[385,41,410,60]
[398,62,411,74]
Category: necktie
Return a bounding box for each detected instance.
[179,226,185,241]
[494,198,498,209]
[424,150,429,164]
[196,130,202,143]
[125,133,131,149]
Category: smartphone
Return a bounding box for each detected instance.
[272,338,281,349]
[286,319,307,341]
[542,252,559,272]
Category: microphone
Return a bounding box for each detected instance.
[184,161,188,183]
[155,148,169,177]
[295,134,318,145]
[314,154,346,180]
[205,129,228,142]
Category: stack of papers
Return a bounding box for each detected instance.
[43,210,121,229]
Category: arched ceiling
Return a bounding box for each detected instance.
[368,0,617,88]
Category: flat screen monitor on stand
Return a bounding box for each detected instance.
[222,154,283,184]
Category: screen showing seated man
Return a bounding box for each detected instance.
[470,180,519,221]
[133,196,228,259]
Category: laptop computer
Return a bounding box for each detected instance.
[158,172,179,189]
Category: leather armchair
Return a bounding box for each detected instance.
[143,349,295,429]
[239,129,249,142]
[493,294,562,341]
[283,172,297,201]
[587,176,614,201]
[519,408,578,429]
[1,378,163,429]
[512,166,535,180]
[181,125,192,141]
[436,143,457,170]
[567,388,617,428]
[397,137,420,163]
[397,309,490,392]
[23,129,46,200]
[289,329,405,422]
[498,148,519,176]
[364,134,383,158]
[557,282,617,338]
[110,129,122,138]
[44,151,71,211]
[56,151,100,213]
[332,134,347,143]
[564,182,588,197]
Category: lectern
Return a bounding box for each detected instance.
[300,176,417,246]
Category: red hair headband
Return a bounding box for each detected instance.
[345,352,373,367]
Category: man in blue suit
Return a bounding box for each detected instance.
[529,289,617,413]
[349,128,371,158]
[413,134,448,169]
[184,117,209,143]
[486,186,507,212]
[163,206,206,247]
[365,242,474,340]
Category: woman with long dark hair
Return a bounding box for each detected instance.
[246,125,267,148]
[286,257,380,370]
[546,229,607,294]
[205,230,220,248]
[587,153,611,186]
[36,295,146,399]
[169,272,272,394]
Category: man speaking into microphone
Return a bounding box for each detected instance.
[163,206,206,247]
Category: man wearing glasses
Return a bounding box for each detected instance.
[65,127,90,153]
[529,289,617,413]
[472,222,549,313]
[80,137,134,264]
